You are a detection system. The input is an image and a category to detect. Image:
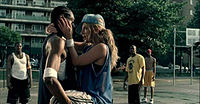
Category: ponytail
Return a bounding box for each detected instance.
[99,29,119,69]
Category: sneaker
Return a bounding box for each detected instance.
[150,99,153,104]
[142,98,147,103]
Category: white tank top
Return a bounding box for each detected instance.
[11,52,28,80]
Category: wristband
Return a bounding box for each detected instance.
[43,68,57,80]
[66,39,74,47]
[27,66,31,69]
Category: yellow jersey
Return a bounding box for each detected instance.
[126,54,145,85]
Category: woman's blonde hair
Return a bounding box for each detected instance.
[86,23,119,69]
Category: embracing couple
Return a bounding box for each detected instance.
[38,6,119,104]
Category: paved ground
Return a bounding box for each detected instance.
[0,76,199,104]
[112,77,199,104]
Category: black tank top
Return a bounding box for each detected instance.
[40,34,78,90]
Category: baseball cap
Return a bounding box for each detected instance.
[148,49,152,54]
[75,14,105,34]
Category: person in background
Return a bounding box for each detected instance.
[142,49,156,104]
[6,42,32,104]
[124,45,145,104]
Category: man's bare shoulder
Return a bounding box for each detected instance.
[25,54,30,59]
[153,57,156,62]
[151,56,156,61]
[48,35,65,46]
[8,54,13,60]
[45,35,65,53]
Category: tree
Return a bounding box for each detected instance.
[0,26,22,46]
[0,26,21,66]
[67,0,183,63]
[187,1,200,28]
[187,1,200,59]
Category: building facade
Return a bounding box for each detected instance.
[0,0,67,57]
[173,0,198,25]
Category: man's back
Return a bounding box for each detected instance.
[38,34,55,104]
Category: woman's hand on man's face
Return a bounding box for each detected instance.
[58,16,73,39]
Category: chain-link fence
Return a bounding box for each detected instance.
[0,68,40,88]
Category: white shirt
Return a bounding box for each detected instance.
[11,52,28,80]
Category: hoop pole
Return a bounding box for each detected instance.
[173,27,176,86]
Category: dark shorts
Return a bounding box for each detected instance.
[128,84,141,104]
[7,76,30,104]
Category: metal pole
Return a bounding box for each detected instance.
[173,27,176,86]
[190,46,193,85]
[3,68,5,88]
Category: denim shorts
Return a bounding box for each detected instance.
[50,90,93,104]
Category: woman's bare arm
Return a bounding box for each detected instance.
[69,43,107,66]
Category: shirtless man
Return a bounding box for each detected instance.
[142,49,156,104]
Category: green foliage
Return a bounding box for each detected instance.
[187,1,200,28]
[120,0,183,55]
[0,26,22,46]
[67,0,183,63]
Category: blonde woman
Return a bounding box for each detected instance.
[56,14,119,104]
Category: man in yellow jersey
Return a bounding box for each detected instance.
[142,49,156,104]
[124,45,145,104]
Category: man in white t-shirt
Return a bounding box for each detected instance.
[6,42,32,104]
